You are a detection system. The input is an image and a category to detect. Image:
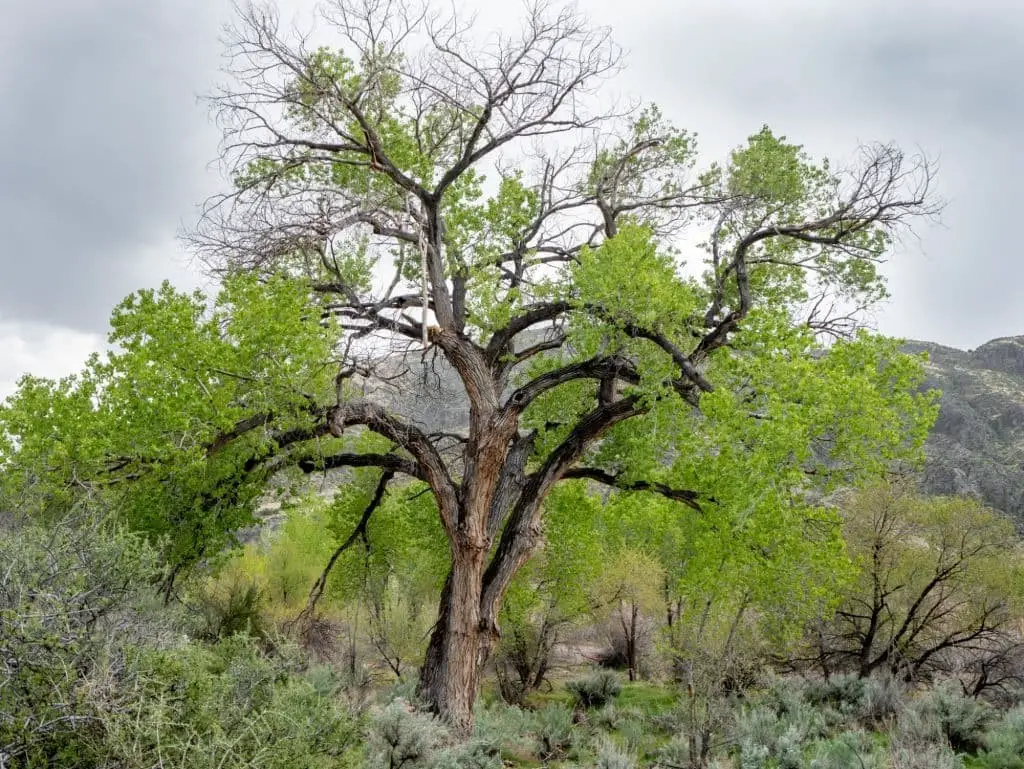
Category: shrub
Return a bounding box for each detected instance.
[568,671,624,709]
[654,737,692,769]
[0,510,156,768]
[764,673,904,732]
[593,703,621,730]
[899,681,993,753]
[810,731,879,769]
[804,673,867,716]
[762,675,811,717]
[976,706,1024,769]
[616,714,653,756]
[382,676,423,707]
[369,700,449,769]
[468,703,533,766]
[493,584,567,706]
[424,702,536,769]
[430,743,503,769]
[190,576,267,642]
[595,738,637,769]
[103,635,362,769]
[532,703,577,761]
[858,674,905,723]
[732,703,824,769]
[889,744,965,769]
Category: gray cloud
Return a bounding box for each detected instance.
[595,0,1024,348]
[2,0,1022,364]
[0,0,226,331]
[0,321,99,396]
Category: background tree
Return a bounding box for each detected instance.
[0,0,939,730]
[492,481,604,704]
[811,481,1024,686]
[594,547,665,682]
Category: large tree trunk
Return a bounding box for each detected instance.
[417,544,492,734]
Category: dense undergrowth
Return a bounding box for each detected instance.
[5,504,1024,768]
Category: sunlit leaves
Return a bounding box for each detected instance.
[588,104,700,225]
[703,126,891,314]
[572,224,700,335]
[0,273,337,571]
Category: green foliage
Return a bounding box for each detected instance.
[0,273,338,576]
[571,224,701,349]
[190,575,267,642]
[821,482,1023,680]
[240,505,340,613]
[900,682,994,754]
[707,126,891,309]
[532,703,578,762]
[206,472,448,673]
[369,701,449,769]
[977,707,1024,769]
[531,333,939,684]
[810,673,904,725]
[594,738,638,769]
[0,510,359,769]
[732,700,827,769]
[103,636,361,769]
[470,704,534,765]
[809,731,880,769]
[858,676,906,724]
[888,745,965,769]
[3,1,944,732]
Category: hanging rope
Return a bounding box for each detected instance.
[407,195,430,350]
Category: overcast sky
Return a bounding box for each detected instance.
[2,0,1022,395]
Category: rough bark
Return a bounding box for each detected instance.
[435,545,488,733]
[417,531,496,734]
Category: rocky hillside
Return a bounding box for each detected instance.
[906,336,1024,525]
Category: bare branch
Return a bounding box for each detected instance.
[292,468,395,624]
[561,466,707,512]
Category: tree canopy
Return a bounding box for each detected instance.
[0,0,941,729]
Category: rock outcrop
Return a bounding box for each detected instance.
[906,336,1024,525]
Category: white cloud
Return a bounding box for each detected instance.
[0,323,102,399]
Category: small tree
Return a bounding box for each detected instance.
[493,566,570,705]
[494,479,604,702]
[596,548,666,681]
[0,0,939,731]
[813,480,1023,683]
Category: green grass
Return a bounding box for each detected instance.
[616,680,681,714]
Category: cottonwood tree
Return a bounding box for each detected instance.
[0,0,941,731]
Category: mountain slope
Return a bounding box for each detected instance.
[906,336,1024,525]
